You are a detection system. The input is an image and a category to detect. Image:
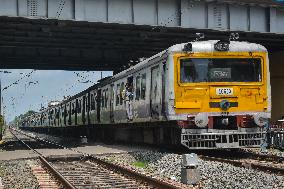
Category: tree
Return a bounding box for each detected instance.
[0,115,4,140]
[12,110,36,127]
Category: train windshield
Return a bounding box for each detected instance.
[180,58,262,83]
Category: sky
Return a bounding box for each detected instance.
[0,70,112,122]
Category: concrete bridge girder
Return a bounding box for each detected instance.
[1,0,284,72]
[0,0,284,34]
[1,15,284,71]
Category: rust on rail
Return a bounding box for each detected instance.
[199,155,284,176]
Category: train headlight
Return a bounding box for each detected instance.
[253,113,268,126]
[183,43,192,52]
[194,113,209,128]
[214,40,230,51]
[221,118,229,126]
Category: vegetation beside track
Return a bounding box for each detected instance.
[0,115,4,141]
[132,161,148,168]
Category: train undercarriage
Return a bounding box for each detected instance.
[181,129,265,149]
[20,121,265,150]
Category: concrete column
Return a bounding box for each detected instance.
[269,51,284,121]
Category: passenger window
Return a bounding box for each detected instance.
[85,95,89,111]
[105,89,108,108]
[72,103,75,115]
[78,100,82,113]
[102,90,105,108]
[102,90,106,108]
[93,93,96,110]
[135,76,141,100]
[90,94,93,110]
[56,109,60,118]
[116,84,120,106]
[120,82,124,105]
[141,73,146,100]
[76,99,78,113]
[90,93,95,110]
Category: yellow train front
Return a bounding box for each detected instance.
[169,40,271,149]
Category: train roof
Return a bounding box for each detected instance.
[168,40,267,53]
[112,40,267,80]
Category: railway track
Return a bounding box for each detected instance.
[9,128,183,189]
[12,127,284,187]
[9,128,75,189]
[197,149,284,163]
[197,149,284,176]
[51,159,151,188]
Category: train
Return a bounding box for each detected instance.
[20,40,271,149]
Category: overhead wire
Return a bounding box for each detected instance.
[2,70,36,91]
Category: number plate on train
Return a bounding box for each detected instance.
[216,88,233,95]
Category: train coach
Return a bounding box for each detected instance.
[22,40,271,149]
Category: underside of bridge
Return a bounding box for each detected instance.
[1,16,284,72]
[0,0,284,122]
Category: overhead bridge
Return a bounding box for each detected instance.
[1,0,284,71]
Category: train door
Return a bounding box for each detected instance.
[86,93,90,125]
[82,95,86,124]
[97,89,101,123]
[110,84,115,123]
[89,91,96,124]
[126,77,133,121]
[63,106,66,126]
[55,108,58,126]
[48,109,51,126]
[63,104,67,126]
[75,99,78,125]
[59,105,62,126]
[57,107,60,126]
[150,65,161,119]
[68,102,71,125]
[71,100,76,125]
[161,62,166,117]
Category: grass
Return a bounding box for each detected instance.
[0,166,4,177]
[132,161,147,168]
[0,140,5,152]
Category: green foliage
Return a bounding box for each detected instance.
[0,115,3,138]
[12,110,36,126]
[132,161,147,168]
[0,166,4,177]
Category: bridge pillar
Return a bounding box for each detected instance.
[270,51,284,121]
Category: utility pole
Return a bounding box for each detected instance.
[0,79,2,141]
[0,79,2,115]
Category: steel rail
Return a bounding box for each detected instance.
[88,155,181,189]
[242,151,284,163]
[199,155,284,176]
[197,149,284,164]
[9,128,76,189]
[12,128,183,189]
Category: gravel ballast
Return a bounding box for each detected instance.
[0,159,39,189]
[102,151,284,189]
